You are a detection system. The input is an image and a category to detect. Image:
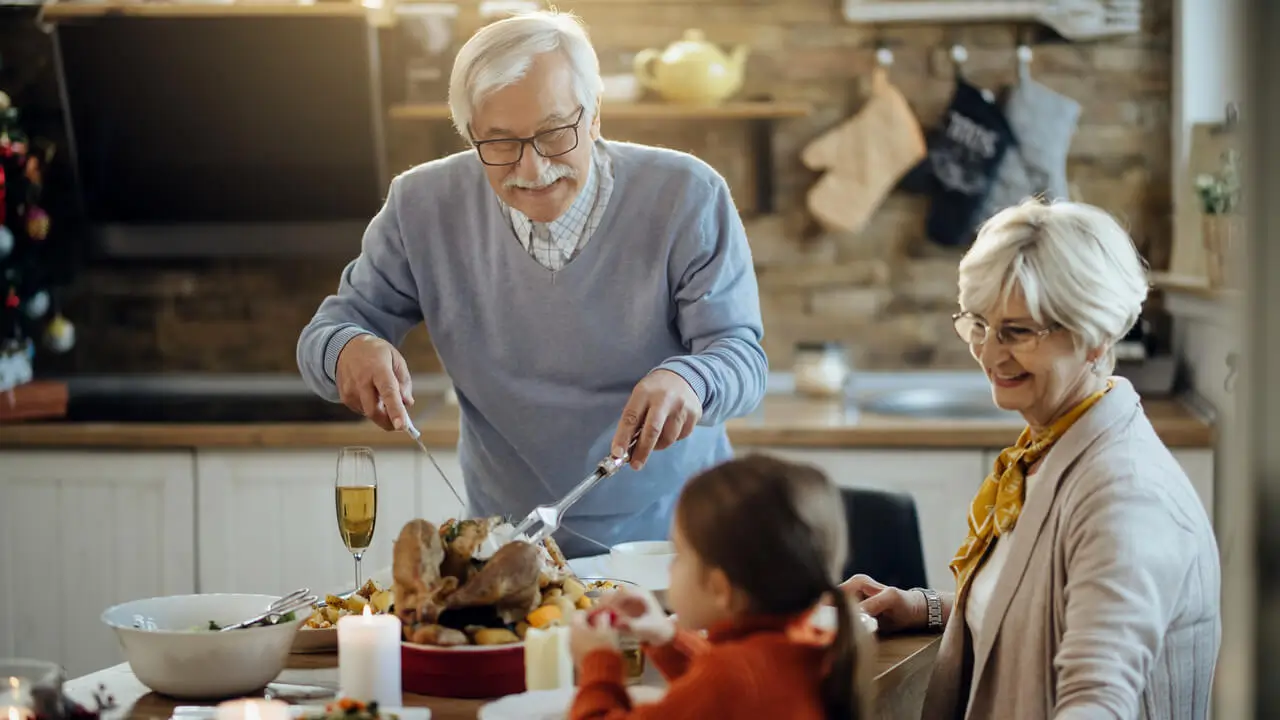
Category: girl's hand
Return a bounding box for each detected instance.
[592,587,676,646]
[570,610,620,666]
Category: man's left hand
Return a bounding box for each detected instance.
[611,369,701,470]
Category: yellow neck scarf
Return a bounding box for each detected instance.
[950,381,1113,597]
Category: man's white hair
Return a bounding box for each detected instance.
[957,199,1151,375]
[448,10,603,140]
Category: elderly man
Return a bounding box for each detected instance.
[297,10,767,557]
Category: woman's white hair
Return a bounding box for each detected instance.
[447,10,603,140]
[957,199,1151,375]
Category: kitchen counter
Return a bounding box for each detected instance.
[1,392,1214,449]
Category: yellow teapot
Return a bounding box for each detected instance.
[633,29,749,105]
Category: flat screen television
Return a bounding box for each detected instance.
[52,14,387,257]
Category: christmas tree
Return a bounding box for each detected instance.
[0,87,75,393]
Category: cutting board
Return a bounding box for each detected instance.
[0,380,68,423]
[1170,118,1240,281]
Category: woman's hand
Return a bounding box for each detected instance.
[840,574,928,633]
[570,611,620,666]
[592,587,676,646]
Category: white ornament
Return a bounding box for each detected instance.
[0,346,34,393]
[44,313,76,353]
[0,226,13,260]
[24,290,50,320]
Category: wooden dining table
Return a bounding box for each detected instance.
[64,634,939,720]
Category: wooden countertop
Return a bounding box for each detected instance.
[63,634,941,720]
[0,394,1214,449]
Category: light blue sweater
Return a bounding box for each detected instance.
[297,140,768,557]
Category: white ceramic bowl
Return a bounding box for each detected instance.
[101,593,306,699]
[609,540,675,590]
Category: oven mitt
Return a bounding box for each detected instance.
[801,68,926,234]
[980,68,1081,219]
[924,77,1015,247]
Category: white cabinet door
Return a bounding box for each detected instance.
[0,450,195,678]
[196,449,417,597]
[1171,448,1215,521]
[415,449,469,525]
[744,448,986,590]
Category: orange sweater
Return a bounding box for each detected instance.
[570,614,833,720]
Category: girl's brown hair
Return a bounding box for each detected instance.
[675,454,870,720]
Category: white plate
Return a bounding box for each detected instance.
[478,685,664,720]
[291,626,338,653]
[172,706,430,720]
[292,571,395,654]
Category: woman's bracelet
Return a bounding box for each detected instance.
[911,587,944,631]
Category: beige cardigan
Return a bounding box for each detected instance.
[922,378,1221,720]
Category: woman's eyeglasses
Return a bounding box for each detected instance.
[470,106,585,167]
[952,312,1059,350]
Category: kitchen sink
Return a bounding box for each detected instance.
[853,386,1018,421]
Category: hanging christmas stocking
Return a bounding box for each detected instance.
[801,68,926,234]
[980,68,1081,221]
[923,77,1015,247]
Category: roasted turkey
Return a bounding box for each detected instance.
[443,540,543,624]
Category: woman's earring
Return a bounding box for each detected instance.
[1090,359,1102,374]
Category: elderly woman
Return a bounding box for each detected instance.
[843,199,1220,719]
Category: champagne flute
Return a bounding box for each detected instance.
[335,446,378,591]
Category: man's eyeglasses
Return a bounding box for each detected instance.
[952,312,1060,350]
[470,106,585,167]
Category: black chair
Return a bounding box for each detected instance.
[838,487,929,590]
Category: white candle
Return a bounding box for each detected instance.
[523,625,573,691]
[2,707,34,720]
[338,605,402,707]
[214,699,290,720]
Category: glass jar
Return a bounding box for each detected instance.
[0,659,65,720]
[398,3,459,104]
[793,342,851,399]
[618,638,646,684]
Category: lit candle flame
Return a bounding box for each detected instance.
[362,604,372,617]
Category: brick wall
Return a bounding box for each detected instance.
[19,0,1172,376]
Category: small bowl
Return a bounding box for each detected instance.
[101,593,306,699]
[609,541,675,590]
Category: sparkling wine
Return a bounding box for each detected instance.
[335,485,378,552]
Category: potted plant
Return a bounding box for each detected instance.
[1194,148,1242,288]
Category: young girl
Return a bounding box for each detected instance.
[568,454,870,720]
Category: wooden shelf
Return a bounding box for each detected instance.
[840,0,1141,41]
[388,101,812,122]
[39,1,371,20]
[1150,271,1241,301]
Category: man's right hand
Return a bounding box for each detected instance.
[335,334,415,431]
